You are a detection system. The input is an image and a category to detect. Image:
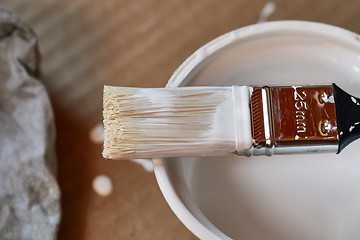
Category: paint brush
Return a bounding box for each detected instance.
[102,84,360,160]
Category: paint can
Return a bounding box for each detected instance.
[154,21,360,240]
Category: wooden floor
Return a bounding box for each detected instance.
[3,0,360,239]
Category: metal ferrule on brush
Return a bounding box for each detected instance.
[248,85,339,156]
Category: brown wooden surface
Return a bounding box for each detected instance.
[3,0,360,239]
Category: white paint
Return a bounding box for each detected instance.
[232,86,253,154]
[89,123,104,144]
[340,131,344,136]
[257,1,276,23]
[104,86,249,159]
[93,175,113,196]
[349,126,355,132]
[348,122,360,133]
[323,121,332,133]
[131,159,154,172]
[351,96,357,104]
[321,93,335,103]
[295,135,300,140]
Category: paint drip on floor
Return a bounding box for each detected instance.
[89,123,104,144]
[93,175,113,196]
[258,1,276,23]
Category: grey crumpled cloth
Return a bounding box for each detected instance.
[0,7,60,240]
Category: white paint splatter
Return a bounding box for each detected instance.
[340,131,343,136]
[348,122,360,133]
[258,1,276,23]
[351,96,357,104]
[327,95,335,103]
[89,123,104,144]
[295,135,300,140]
[349,126,355,132]
[93,175,113,196]
[321,93,335,103]
[131,159,154,172]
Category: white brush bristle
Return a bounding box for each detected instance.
[103,86,238,159]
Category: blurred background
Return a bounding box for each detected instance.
[2,0,360,239]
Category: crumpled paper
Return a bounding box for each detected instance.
[0,7,60,239]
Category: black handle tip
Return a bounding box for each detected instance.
[333,83,360,153]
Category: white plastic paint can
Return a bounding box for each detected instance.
[153,21,360,240]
